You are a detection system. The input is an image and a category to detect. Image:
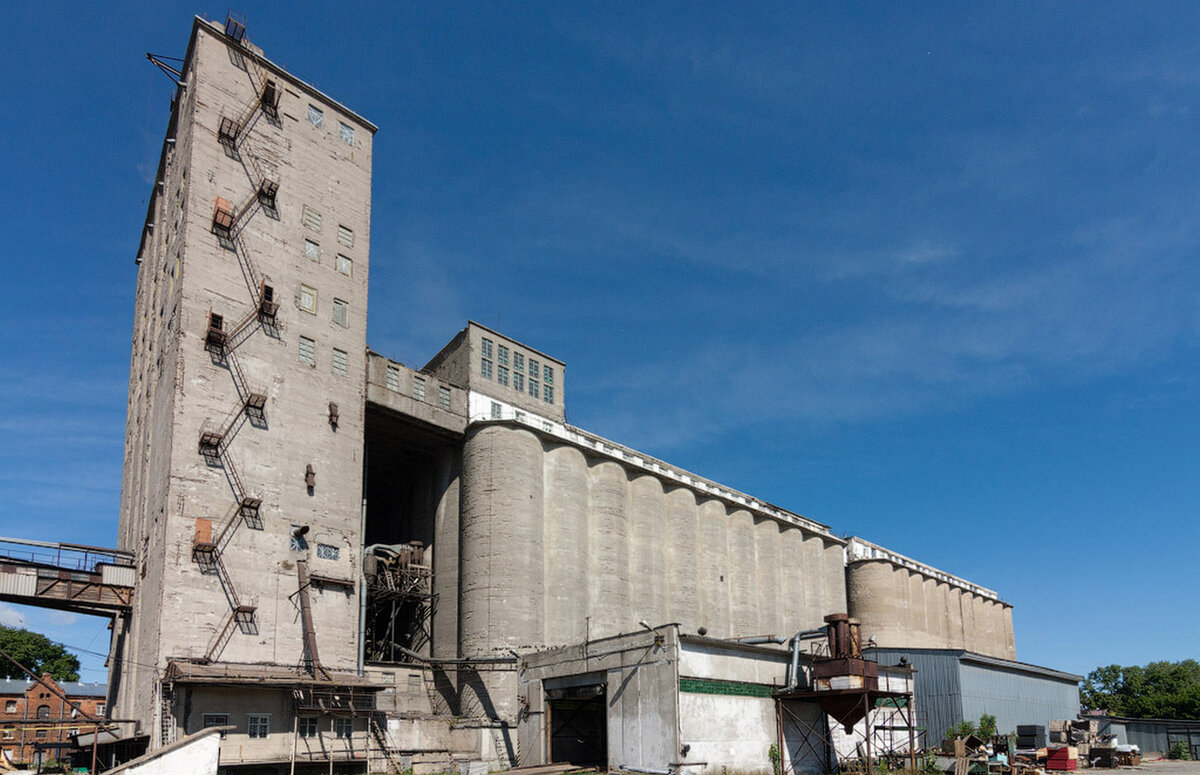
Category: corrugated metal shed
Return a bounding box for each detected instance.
[867,648,1081,746]
[1092,716,1200,757]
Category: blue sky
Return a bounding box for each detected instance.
[1,2,1197,683]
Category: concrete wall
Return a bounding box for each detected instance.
[115,17,374,747]
[678,639,791,775]
[846,560,1015,660]
[105,727,222,775]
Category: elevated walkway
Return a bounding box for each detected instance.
[0,536,135,616]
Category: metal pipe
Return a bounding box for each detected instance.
[397,646,516,665]
[787,627,829,690]
[619,767,671,775]
[734,635,788,645]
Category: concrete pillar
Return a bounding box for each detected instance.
[823,539,847,617]
[946,586,966,649]
[629,474,667,627]
[728,508,757,637]
[846,561,905,648]
[1002,604,1016,659]
[459,425,544,653]
[698,499,730,637]
[779,527,808,630]
[588,460,630,639]
[753,517,782,636]
[908,571,927,646]
[431,447,461,661]
[666,487,700,633]
[801,534,826,624]
[543,444,588,646]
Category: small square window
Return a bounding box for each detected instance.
[299,285,316,313]
[513,373,524,392]
[316,543,340,560]
[96,703,106,716]
[386,365,401,391]
[481,338,493,359]
[203,714,229,739]
[304,238,320,262]
[290,525,308,551]
[4,701,14,713]
[497,365,509,386]
[413,376,426,401]
[3,726,14,740]
[332,348,348,376]
[333,298,348,327]
[481,359,493,379]
[544,365,554,384]
[334,717,353,739]
[514,353,524,373]
[303,205,322,232]
[438,386,451,410]
[248,714,270,739]
[529,379,539,398]
[498,345,509,366]
[339,122,355,145]
[491,402,502,419]
[544,384,554,403]
[337,225,354,247]
[336,254,353,276]
[298,336,316,366]
[307,105,324,128]
[298,717,319,738]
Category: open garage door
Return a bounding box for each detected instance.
[547,684,607,766]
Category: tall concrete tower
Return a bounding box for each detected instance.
[114,16,376,767]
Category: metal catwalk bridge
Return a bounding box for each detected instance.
[0,536,135,616]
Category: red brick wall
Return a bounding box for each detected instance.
[0,676,105,764]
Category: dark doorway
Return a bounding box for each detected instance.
[548,685,607,766]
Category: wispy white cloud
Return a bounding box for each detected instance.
[0,604,26,628]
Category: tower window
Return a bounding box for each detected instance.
[514,372,524,392]
[480,358,492,379]
[336,254,353,276]
[303,205,322,232]
[339,122,355,145]
[332,298,348,327]
[514,352,524,372]
[307,105,323,128]
[385,365,401,391]
[529,379,539,398]
[438,386,451,410]
[298,336,316,366]
[337,225,354,247]
[332,348,348,376]
[299,285,316,313]
[491,402,502,419]
[529,359,539,380]
[413,376,426,401]
[304,239,320,262]
[544,384,554,404]
[497,365,509,387]
[497,345,509,366]
[544,365,554,384]
[481,338,493,359]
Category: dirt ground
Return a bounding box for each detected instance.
[1129,761,1200,775]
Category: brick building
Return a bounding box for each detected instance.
[0,676,106,765]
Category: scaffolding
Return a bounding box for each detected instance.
[775,615,918,774]
[364,542,435,663]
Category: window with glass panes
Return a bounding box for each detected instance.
[248,714,269,739]
[438,386,451,410]
[332,348,348,376]
[413,376,426,401]
[386,365,401,391]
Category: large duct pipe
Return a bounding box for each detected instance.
[787,627,829,690]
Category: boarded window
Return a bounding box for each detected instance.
[333,298,348,327]
[332,348,348,376]
[304,238,320,262]
[438,386,451,410]
[336,254,352,276]
[298,336,316,366]
[307,105,323,128]
[413,376,426,401]
[386,365,401,391]
[303,205,322,232]
[337,225,354,247]
[339,122,355,145]
[299,285,316,313]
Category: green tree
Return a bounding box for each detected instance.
[1082,660,1200,719]
[0,626,81,682]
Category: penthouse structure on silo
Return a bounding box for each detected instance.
[115,16,377,769]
